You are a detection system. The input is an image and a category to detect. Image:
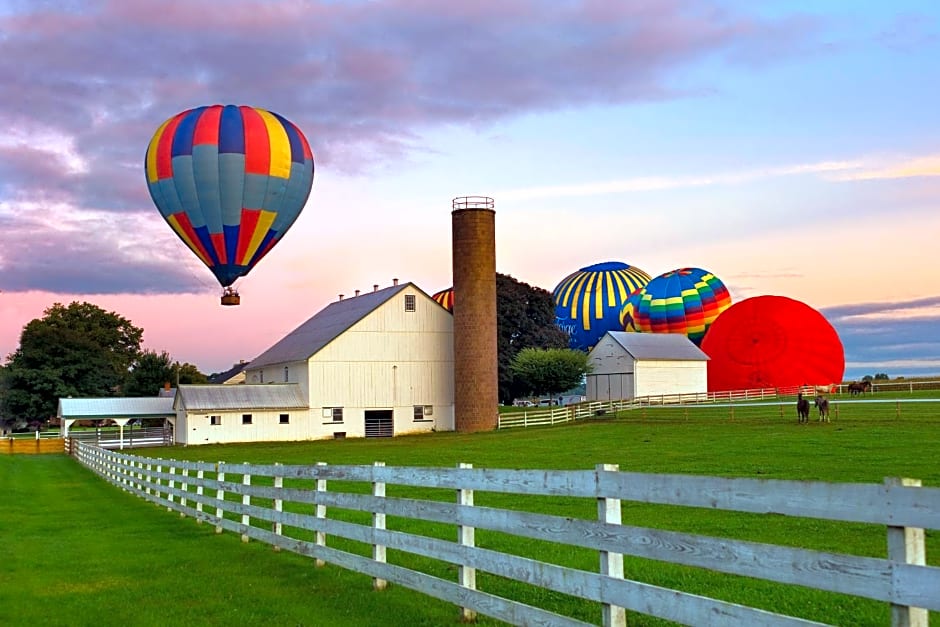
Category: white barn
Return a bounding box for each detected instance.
[173,281,455,445]
[586,332,709,401]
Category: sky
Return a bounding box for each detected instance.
[0,0,938,380]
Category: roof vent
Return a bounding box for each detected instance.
[393,278,399,286]
[373,284,379,292]
[339,294,344,301]
[355,289,360,297]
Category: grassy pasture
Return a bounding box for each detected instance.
[2,396,939,626]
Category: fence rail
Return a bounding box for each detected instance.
[72,441,938,626]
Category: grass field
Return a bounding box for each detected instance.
[2,395,939,626]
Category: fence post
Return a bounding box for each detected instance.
[315,461,327,567]
[886,478,928,627]
[597,463,626,627]
[896,401,901,420]
[458,462,476,622]
[241,465,251,543]
[180,467,189,516]
[215,462,225,534]
[145,461,152,496]
[371,461,387,590]
[195,464,204,523]
[167,465,176,511]
[273,462,283,551]
[155,460,162,502]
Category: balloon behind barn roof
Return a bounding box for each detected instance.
[553,261,651,351]
[700,295,845,392]
[630,267,732,345]
[432,287,454,312]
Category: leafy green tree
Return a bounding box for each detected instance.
[873,373,889,380]
[2,302,143,421]
[496,273,570,404]
[510,347,592,400]
[126,351,209,397]
[862,375,874,382]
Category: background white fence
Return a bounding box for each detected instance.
[73,440,939,626]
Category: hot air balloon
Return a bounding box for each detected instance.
[700,295,845,392]
[432,287,454,312]
[145,105,315,305]
[553,261,651,351]
[618,288,644,332]
[631,267,731,345]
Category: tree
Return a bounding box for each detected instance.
[874,373,889,380]
[510,348,592,400]
[496,273,570,404]
[126,351,209,397]
[1,302,143,421]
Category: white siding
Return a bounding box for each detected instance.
[586,334,637,401]
[634,360,707,397]
[308,291,455,438]
[244,361,310,402]
[181,409,314,445]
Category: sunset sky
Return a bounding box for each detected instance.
[1,0,938,380]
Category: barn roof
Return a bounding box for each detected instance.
[58,396,175,419]
[174,384,307,412]
[247,282,425,369]
[605,332,710,361]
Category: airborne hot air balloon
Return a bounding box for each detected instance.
[553,261,651,351]
[145,105,315,305]
[631,267,732,345]
[700,295,845,392]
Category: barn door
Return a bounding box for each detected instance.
[364,410,394,438]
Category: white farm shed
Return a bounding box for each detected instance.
[586,332,709,401]
[233,281,455,442]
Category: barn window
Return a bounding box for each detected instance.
[323,407,343,422]
[260,370,264,383]
[210,415,221,426]
[242,414,252,425]
[413,405,434,421]
[284,366,289,382]
[279,413,289,424]
[404,294,416,312]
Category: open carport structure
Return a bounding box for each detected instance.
[57,397,176,449]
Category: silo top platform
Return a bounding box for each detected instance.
[452,196,494,210]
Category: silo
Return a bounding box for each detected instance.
[452,196,498,432]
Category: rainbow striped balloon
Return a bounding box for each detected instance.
[145,105,314,288]
[432,288,454,312]
[632,267,731,345]
[553,261,651,351]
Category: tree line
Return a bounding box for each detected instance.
[0,302,206,427]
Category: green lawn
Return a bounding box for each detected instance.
[3,397,939,626]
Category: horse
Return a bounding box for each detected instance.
[814,395,830,422]
[848,381,872,396]
[815,384,836,395]
[797,393,810,423]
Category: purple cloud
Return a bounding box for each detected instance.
[0,0,825,294]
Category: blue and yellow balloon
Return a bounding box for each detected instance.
[553,261,651,351]
[145,105,315,305]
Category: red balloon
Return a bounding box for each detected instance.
[700,295,845,392]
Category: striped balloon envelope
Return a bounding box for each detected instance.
[553,261,651,351]
[632,267,731,345]
[145,105,314,300]
[432,288,454,312]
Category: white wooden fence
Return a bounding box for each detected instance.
[72,440,940,627]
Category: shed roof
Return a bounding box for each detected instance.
[58,396,175,419]
[247,282,424,369]
[174,384,307,412]
[605,332,710,361]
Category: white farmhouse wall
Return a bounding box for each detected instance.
[309,291,455,437]
[634,360,707,397]
[178,408,313,445]
[244,361,310,402]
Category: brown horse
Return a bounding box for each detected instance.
[797,393,810,423]
[847,381,872,396]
